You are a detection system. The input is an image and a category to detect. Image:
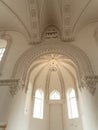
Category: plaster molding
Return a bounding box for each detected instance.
[72,0,92,33]
[12,42,93,79]
[0,79,24,96]
[81,75,98,95]
[94,27,98,43]
[0,27,30,42]
[25,54,77,99]
[29,0,40,44]
[11,42,94,95]
[62,0,73,41]
[45,70,51,100]
[42,25,61,40]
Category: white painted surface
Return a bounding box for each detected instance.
[49,104,63,130]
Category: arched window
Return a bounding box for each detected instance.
[0,39,7,61]
[67,88,79,119]
[50,90,61,100]
[33,89,44,119]
[24,82,32,115]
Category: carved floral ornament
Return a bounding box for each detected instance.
[4,42,96,96]
[80,75,98,95]
[0,79,24,96]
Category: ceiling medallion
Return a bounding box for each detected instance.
[49,58,57,72]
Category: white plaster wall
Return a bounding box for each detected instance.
[29,101,49,130]
[79,88,97,130]
[94,84,98,128]
[1,22,98,130]
[0,31,30,79]
[0,86,11,123]
[63,101,83,130]
[7,90,30,130]
[29,99,83,130]
[49,104,63,130]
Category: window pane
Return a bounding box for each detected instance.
[0,39,7,61]
[50,90,61,100]
[33,89,44,119]
[0,48,6,61]
[67,88,79,119]
[36,90,42,98]
[33,98,42,118]
[70,98,79,118]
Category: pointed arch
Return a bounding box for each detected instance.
[67,88,79,119]
[50,90,61,100]
[33,89,44,119]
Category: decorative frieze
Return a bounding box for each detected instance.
[62,0,73,41]
[29,0,40,44]
[94,27,98,43]
[42,25,60,40]
[0,79,24,96]
[81,75,98,95]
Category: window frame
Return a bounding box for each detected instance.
[33,89,44,119]
[24,82,32,115]
[0,35,12,75]
[67,88,79,119]
[49,90,61,100]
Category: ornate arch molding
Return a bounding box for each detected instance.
[11,42,98,95]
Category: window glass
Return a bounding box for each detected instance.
[0,39,7,61]
[33,89,44,119]
[50,90,61,100]
[67,88,79,119]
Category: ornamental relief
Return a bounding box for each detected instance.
[0,79,24,96]
[80,76,98,95]
[10,41,98,96]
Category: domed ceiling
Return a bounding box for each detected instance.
[29,54,78,99]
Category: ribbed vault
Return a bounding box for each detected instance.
[27,54,78,99]
[11,41,95,95]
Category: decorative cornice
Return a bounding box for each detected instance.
[12,42,94,79]
[12,42,94,95]
[94,27,98,43]
[0,79,24,96]
[29,0,40,44]
[42,25,61,40]
[62,0,73,41]
[81,75,98,95]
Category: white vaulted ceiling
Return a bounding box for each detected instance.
[0,0,31,38]
[0,0,98,38]
[0,0,98,80]
[28,54,77,95]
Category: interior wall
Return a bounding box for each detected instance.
[49,104,63,130]
[6,90,30,130]
[79,88,98,130]
[0,86,11,123]
[29,101,49,130]
[63,101,83,130]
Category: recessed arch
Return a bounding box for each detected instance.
[12,42,94,94]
